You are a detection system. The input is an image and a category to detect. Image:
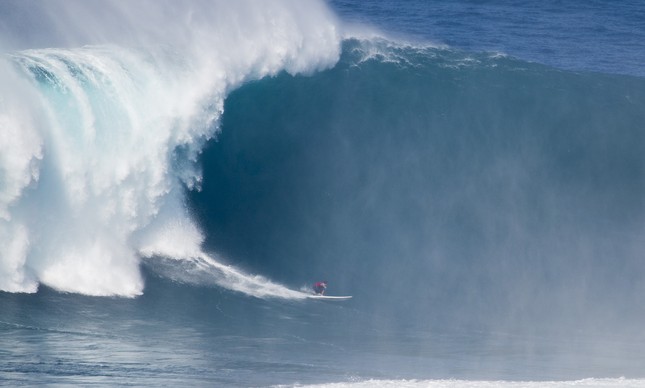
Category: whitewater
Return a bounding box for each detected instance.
[0,0,340,298]
[281,379,645,388]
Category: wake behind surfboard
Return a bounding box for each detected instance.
[306,295,352,300]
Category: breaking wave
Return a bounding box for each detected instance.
[0,0,340,297]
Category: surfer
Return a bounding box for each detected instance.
[313,281,327,295]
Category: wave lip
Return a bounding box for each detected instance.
[0,0,341,297]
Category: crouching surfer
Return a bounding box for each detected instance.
[312,281,327,295]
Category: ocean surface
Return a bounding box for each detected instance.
[1,0,645,386]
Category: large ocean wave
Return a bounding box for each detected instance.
[0,0,340,297]
[1,1,644,334]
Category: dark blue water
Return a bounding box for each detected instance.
[330,0,645,77]
[2,1,645,386]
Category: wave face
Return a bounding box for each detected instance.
[193,40,645,329]
[0,0,340,296]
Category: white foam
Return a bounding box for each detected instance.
[0,0,341,296]
[152,253,308,299]
[277,378,645,388]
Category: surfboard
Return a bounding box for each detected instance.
[307,295,352,300]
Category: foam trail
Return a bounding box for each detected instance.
[136,206,307,299]
[277,378,645,388]
[144,253,308,299]
[0,0,341,296]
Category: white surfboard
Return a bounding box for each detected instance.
[307,295,352,300]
